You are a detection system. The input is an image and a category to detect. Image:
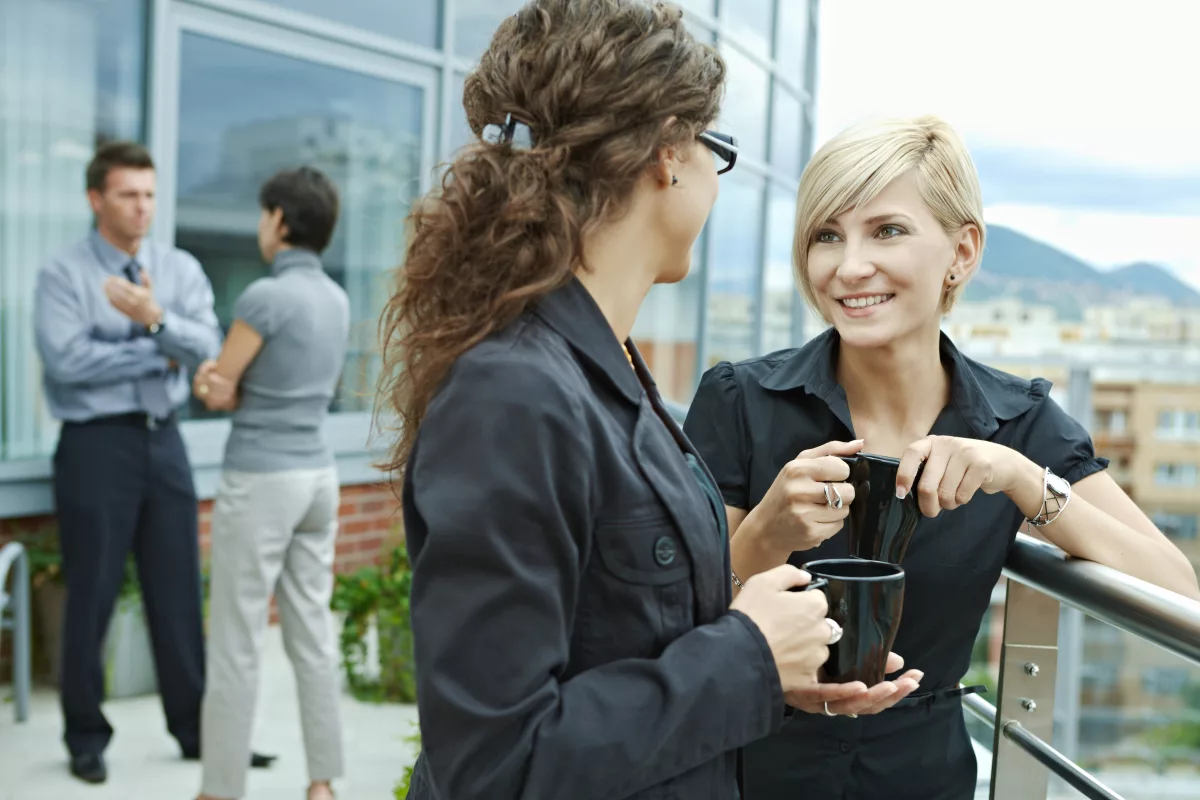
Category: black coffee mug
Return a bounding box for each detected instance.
[840,453,923,564]
[799,558,905,686]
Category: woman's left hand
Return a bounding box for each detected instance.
[785,652,923,716]
[895,436,1026,518]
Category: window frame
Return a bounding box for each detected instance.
[0,0,822,516]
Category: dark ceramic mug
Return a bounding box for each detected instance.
[797,558,906,685]
[840,453,924,564]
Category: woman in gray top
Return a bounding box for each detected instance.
[193,167,350,800]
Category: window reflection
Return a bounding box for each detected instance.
[449,71,472,152]
[673,0,716,20]
[771,83,804,180]
[775,0,811,85]
[261,0,440,48]
[0,0,147,460]
[763,186,798,353]
[726,0,772,54]
[633,266,704,404]
[174,34,425,416]
[720,46,770,164]
[706,173,765,367]
[454,0,525,62]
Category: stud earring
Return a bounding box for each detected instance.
[948,274,957,281]
[671,175,678,186]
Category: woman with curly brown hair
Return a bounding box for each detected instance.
[376,2,847,798]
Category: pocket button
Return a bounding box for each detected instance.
[653,536,677,566]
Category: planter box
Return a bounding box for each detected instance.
[103,599,158,699]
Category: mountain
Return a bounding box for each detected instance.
[1104,262,1200,305]
[966,225,1200,319]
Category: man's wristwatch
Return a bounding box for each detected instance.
[147,311,165,336]
[1027,467,1071,528]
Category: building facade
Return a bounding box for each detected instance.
[0,0,821,558]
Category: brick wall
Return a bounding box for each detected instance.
[2,481,399,573]
[194,482,401,573]
[0,482,400,680]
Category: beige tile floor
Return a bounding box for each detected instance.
[0,624,419,799]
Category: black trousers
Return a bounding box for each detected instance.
[53,415,205,758]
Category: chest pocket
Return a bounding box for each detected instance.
[578,505,695,667]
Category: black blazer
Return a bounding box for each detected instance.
[402,278,785,800]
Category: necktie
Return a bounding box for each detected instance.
[125,260,173,419]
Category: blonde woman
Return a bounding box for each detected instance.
[683,116,1200,798]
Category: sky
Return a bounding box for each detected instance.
[813,0,1200,289]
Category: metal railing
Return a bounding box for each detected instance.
[662,398,1200,800]
[0,541,31,723]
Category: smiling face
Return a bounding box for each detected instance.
[806,170,980,349]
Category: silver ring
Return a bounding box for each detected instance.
[825,617,843,645]
[822,482,844,510]
[823,701,837,717]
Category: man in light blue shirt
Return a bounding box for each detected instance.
[32,142,272,785]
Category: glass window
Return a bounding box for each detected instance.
[719,46,769,164]
[633,268,705,405]
[0,0,147,460]
[449,71,473,152]
[1157,410,1176,434]
[770,83,804,180]
[762,185,798,353]
[775,0,811,86]
[674,0,716,20]
[174,33,426,416]
[705,173,765,367]
[260,0,440,49]
[726,0,772,55]
[454,0,526,62]
[1152,513,1198,541]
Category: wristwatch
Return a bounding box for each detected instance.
[1028,467,1071,528]
[147,312,165,336]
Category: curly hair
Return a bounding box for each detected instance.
[376,0,724,478]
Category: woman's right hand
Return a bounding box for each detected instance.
[743,440,864,554]
[731,564,834,693]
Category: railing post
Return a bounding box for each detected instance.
[13,547,31,723]
[991,580,1060,799]
[1,542,32,723]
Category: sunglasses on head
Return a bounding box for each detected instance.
[698,130,738,175]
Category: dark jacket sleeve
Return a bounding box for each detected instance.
[407,352,784,800]
[1012,379,1109,485]
[683,362,751,508]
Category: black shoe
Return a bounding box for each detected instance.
[70,753,107,784]
[182,749,278,769]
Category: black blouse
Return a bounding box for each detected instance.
[683,329,1108,800]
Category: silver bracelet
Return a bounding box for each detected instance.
[731,568,744,589]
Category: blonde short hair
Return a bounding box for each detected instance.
[793,115,985,320]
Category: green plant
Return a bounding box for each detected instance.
[16,526,140,603]
[17,526,63,589]
[331,542,416,703]
[393,726,422,798]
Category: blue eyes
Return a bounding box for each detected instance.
[813,225,906,244]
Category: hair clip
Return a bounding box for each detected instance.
[480,114,535,150]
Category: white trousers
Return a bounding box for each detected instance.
[200,467,344,798]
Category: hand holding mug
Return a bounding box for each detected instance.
[784,652,923,716]
[743,439,864,554]
[730,564,834,693]
[895,436,1023,518]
